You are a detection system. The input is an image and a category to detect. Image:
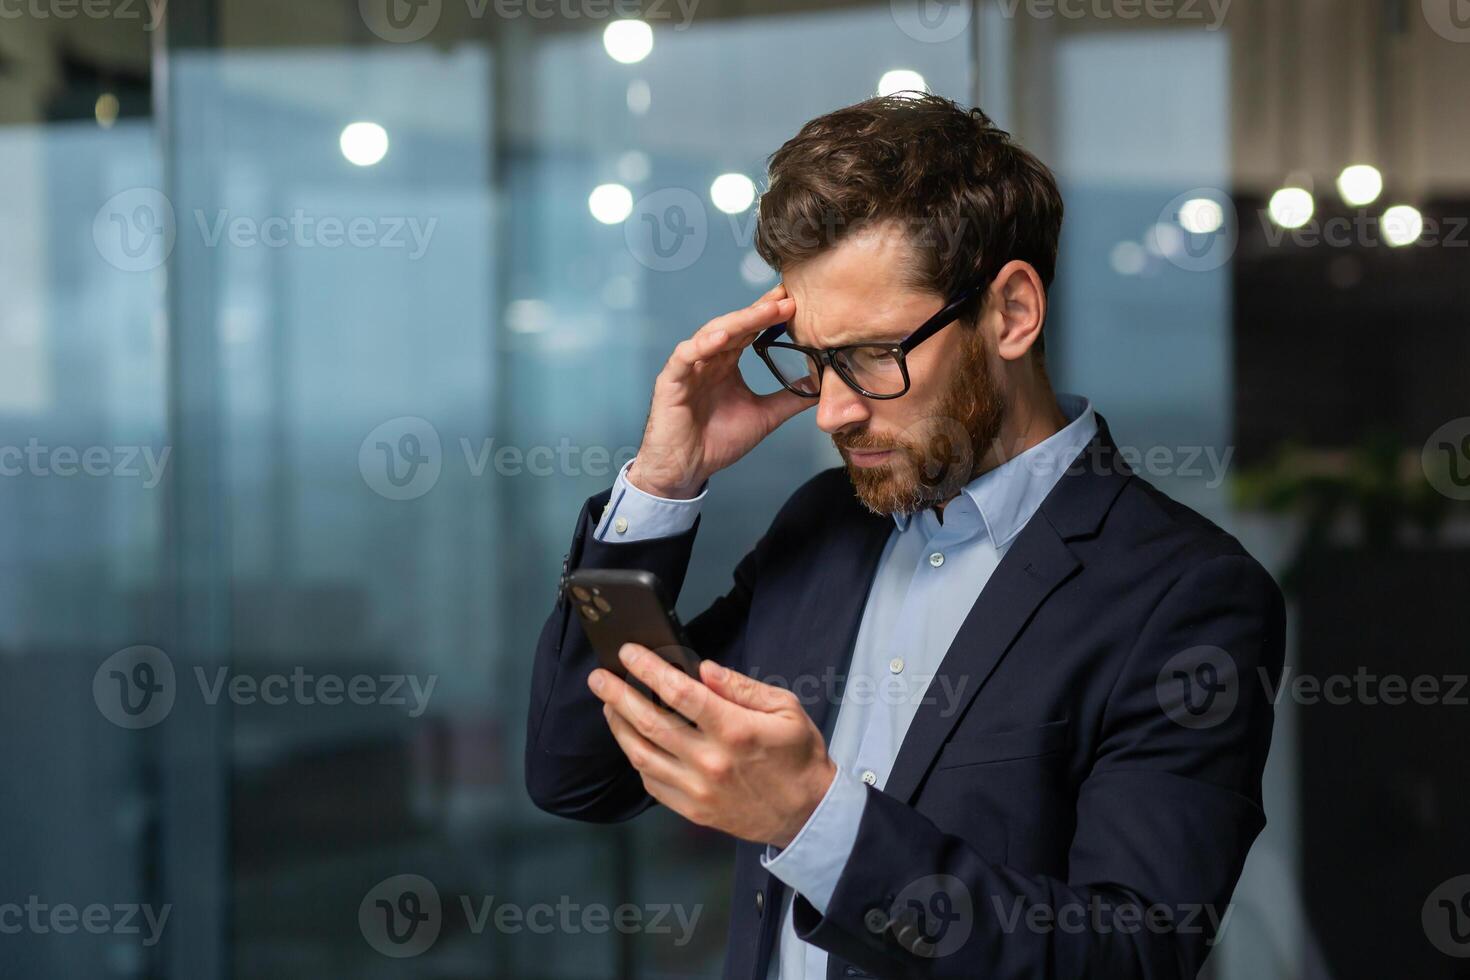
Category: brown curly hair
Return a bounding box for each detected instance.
[754,92,1064,349]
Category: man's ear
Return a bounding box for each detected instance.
[987,260,1046,362]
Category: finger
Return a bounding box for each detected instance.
[589,665,701,752]
[619,642,728,734]
[757,386,816,428]
[754,281,786,304]
[665,299,793,384]
[699,659,796,714]
[632,764,704,822]
[603,704,687,787]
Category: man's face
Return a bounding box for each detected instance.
[782,225,1005,517]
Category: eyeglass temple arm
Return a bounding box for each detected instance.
[897,284,983,353]
[754,322,788,346]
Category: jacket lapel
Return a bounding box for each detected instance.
[881,415,1133,803]
[781,497,895,741]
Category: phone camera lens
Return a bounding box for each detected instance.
[571,586,591,602]
[580,604,600,621]
[593,596,611,613]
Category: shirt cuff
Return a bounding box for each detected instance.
[759,765,868,916]
[593,457,707,542]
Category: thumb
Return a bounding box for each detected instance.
[700,660,792,713]
[759,387,815,429]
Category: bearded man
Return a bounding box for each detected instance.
[526,92,1284,980]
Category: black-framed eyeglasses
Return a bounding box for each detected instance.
[752,283,984,400]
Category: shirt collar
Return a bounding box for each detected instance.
[891,394,1098,547]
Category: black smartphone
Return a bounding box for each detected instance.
[564,569,703,692]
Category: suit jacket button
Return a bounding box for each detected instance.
[863,908,888,934]
[754,891,764,916]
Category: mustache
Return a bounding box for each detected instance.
[837,436,903,453]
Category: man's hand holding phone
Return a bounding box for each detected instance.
[588,643,838,849]
[627,283,811,499]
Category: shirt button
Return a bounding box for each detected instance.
[928,551,945,567]
[889,657,904,674]
[614,517,629,534]
[861,769,877,785]
[754,891,765,916]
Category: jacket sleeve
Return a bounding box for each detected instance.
[789,553,1287,980]
[524,480,770,823]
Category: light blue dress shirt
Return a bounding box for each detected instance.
[593,394,1098,980]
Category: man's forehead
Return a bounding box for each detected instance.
[783,281,937,347]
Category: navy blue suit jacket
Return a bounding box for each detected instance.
[526,415,1285,980]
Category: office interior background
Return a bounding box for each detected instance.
[1,0,1467,976]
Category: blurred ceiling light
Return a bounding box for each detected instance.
[1381,205,1423,247]
[627,79,651,115]
[340,122,389,167]
[1178,198,1225,235]
[588,183,634,224]
[710,173,756,214]
[1267,187,1314,229]
[1145,222,1185,259]
[1110,241,1146,276]
[506,299,553,334]
[95,93,120,129]
[1336,164,1383,207]
[878,70,927,98]
[617,150,651,184]
[604,20,653,64]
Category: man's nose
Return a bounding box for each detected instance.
[814,367,871,434]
